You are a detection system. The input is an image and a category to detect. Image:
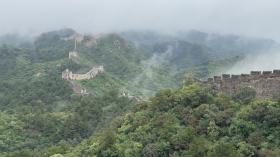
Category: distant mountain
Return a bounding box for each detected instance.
[121,31,215,70]
[0,33,33,47]
[176,30,279,58]
[121,30,279,59]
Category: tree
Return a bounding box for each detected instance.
[207,141,241,157]
[207,120,220,140]
[171,127,195,150]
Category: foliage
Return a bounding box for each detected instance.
[1,29,280,157]
[64,81,280,157]
[0,36,136,156]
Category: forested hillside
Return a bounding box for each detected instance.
[64,81,280,157]
[0,29,279,157]
[0,29,141,156]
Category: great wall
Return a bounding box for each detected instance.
[206,70,280,99]
[62,66,104,80]
[62,37,104,94]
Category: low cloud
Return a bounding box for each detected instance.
[226,50,280,74]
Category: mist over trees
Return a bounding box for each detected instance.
[0,28,279,157]
[1,1,280,156]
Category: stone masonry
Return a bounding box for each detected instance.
[62,66,104,80]
[206,70,280,99]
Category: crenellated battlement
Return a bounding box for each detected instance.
[62,66,104,81]
[206,69,280,99]
[208,70,280,83]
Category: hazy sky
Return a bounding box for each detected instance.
[1,0,280,40]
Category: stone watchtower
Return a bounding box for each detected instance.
[69,39,78,60]
[62,69,72,80]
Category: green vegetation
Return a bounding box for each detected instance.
[0,31,138,156]
[184,56,242,79]
[65,81,280,157]
[1,29,279,157]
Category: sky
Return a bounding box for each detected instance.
[1,0,280,41]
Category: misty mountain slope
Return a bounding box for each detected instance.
[0,33,33,47]
[12,30,143,96]
[2,29,269,99]
[2,29,271,106]
[124,40,213,97]
[122,30,280,59]
[1,29,280,156]
[151,40,212,69]
[176,30,279,58]
[0,30,144,98]
[120,31,192,48]
[119,31,226,94]
[62,31,212,97]
[183,56,243,79]
[119,30,280,97]
[0,31,140,154]
[2,0,280,156]
[115,34,215,97]
[121,31,216,69]
[77,33,144,80]
[31,29,76,62]
[77,30,276,97]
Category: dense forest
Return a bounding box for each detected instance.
[0,29,279,157]
[65,80,280,157]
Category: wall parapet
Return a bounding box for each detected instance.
[62,66,104,80]
[207,69,280,83]
[206,69,280,99]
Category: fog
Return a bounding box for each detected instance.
[226,51,280,74]
[2,0,280,73]
[1,0,280,41]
